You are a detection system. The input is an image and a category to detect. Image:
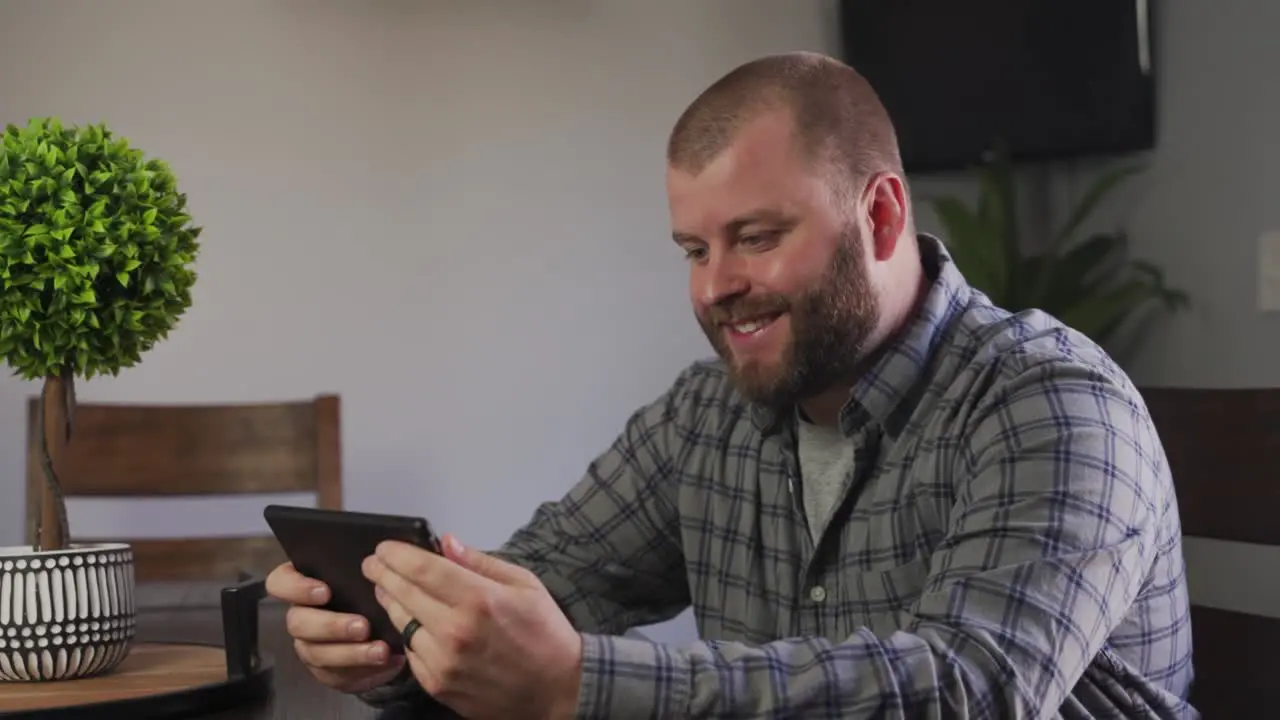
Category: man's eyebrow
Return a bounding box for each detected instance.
[672,209,794,245]
[675,207,793,243]
[724,210,797,239]
[728,209,792,229]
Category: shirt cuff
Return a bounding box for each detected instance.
[575,633,691,719]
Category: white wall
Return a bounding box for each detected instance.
[0,0,840,641]
[0,0,1275,641]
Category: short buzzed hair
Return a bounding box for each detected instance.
[667,52,903,196]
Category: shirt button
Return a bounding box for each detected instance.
[809,585,827,603]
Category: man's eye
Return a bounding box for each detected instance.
[683,246,707,261]
[741,231,780,247]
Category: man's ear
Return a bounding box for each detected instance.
[862,171,908,261]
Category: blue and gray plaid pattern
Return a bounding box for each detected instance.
[495,235,1196,719]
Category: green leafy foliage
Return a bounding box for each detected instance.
[0,117,201,380]
[929,145,1188,354]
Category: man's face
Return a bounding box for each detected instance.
[667,111,881,409]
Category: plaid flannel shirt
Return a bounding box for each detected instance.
[490,234,1196,719]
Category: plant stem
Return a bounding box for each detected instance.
[33,370,74,552]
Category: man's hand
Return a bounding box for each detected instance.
[264,561,407,694]
[362,534,583,720]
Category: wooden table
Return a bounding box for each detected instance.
[131,597,456,719]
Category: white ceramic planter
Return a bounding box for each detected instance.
[0,543,137,681]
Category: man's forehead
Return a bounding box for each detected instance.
[670,111,800,182]
[667,118,812,229]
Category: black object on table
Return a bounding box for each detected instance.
[133,579,457,720]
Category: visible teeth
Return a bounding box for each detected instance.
[732,319,771,334]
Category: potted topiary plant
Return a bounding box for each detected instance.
[0,117,201,681]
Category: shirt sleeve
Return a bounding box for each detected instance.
[568,361,1165,719]
[491,366,697,635]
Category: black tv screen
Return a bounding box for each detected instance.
[838,0,1157,173]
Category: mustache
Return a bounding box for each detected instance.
[705,295,790,325]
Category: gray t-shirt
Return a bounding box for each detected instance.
[795,415,855,542]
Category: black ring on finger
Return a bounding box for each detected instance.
[400,618,422,650]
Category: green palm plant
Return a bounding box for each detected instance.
[929,145,1188,357]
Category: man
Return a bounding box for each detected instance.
[267,52,1197,719]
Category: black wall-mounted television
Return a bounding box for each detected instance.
[837,0,1157,174]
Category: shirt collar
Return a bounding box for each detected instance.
[751,233,972,438]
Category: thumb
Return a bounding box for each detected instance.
[440,533,533,586]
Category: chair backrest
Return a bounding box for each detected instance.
[1140,386,1280,717]
[25,394,341,582]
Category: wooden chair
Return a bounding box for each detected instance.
[1140,386,1280,718]
[24,394,341,583]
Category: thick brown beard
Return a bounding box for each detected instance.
[697,226,880,409]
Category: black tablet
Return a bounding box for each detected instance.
[263,504,442,654]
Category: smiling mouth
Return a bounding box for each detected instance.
[725,313,783,336]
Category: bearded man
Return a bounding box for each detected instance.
[267,51,1197,719]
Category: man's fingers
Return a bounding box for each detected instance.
[440,534,535,587]
[376,584,447,658]
[294,638,393,669]
[364,554,454,625]
[285,606,371,643]
[404,645,445,699]
[266,561,331,606]
[376,586,413,647]
[372,540,490,607]
[384,593,452,699]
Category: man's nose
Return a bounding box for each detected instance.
[696,252,750,307]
